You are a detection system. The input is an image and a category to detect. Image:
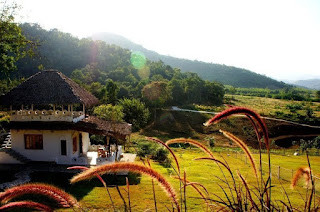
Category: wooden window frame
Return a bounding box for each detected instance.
[24,134,43,150]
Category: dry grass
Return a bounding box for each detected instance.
[291,167,311,188]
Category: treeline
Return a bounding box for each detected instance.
[92,32,288,89]
[225,86,319,101]
[1,23,225,107]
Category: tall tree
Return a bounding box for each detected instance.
[0,1,35,75]
[119,98,150,131]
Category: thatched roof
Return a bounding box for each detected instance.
[0,70,99,106]
[9,116,132,137]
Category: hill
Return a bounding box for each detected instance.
[92,32,287,89]
[291,79,320,90]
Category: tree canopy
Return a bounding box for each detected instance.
[0,1,35,75]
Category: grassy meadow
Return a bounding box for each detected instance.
[48,146,320,211]
[195,94,320,120]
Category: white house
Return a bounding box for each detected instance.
[0,70,131,165]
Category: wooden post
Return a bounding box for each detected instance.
[278,166,280,179]
[31,104,34,111]
[53,104,56,115]
[21,104,24,110]
[83,104,85,114]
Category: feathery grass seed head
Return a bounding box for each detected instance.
[166,138,215,159]
[70,162,180,212]
[0,201,53,212]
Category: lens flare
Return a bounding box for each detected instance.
[159,112,174,124]
[130,51,146,69]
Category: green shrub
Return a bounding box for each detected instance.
[137,142,156,158]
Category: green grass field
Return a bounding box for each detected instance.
[195,94,320,119]
[43,147,320,211]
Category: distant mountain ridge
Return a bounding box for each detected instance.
[291,79,320,90]
[91,32,287,89]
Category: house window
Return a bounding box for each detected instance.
[61,140,67,156]
[73,137,77,153]
[24,134,43,149]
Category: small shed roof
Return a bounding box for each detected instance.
[0,70,99,106]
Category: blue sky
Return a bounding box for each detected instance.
[15,0,320,81]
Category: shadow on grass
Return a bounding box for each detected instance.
[0,170,17,185]
[29,171,141,201]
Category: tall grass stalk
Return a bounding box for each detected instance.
[166,138,215,158]
[146,136,181,173]
[147,159,158,212]
[67,166,115,211]
[145,136,183,210]
[0,201,53,212]
[0,183,77,208]
[126,177,132,212]
[219,130,257,178]
[70,162,180,212]
[204,106,271,208]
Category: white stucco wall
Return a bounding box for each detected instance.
[0,152,22,164]
[82,132,90,154]
[10,129,90,165]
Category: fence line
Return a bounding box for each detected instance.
[226,150,320,184]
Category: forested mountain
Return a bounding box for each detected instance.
[291,79,320,90]
[1,23,224,107]
[92,32,287,89]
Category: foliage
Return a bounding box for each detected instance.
[0,1,36,75]
[136,141,171,166]
[93,32,288,89]
[205,136,215,147]
[142,81,171,108]
[225,86,316,101]
[285,103,303,112]
[4,24,224,110]
[0,78,24,95]
[316,90,320,100]
[293,137,320,153]
[93,104,124,122]
[102,79,119,104]
[118,98,150,131]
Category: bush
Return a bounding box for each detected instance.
[136,141,171,167]
[152,148,169,161]
[285,103,302,112]
[119,98,150,131]
[137,142,156,158]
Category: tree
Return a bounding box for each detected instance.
[167,78,185,105]
[119,98,150,131]
[142,81,171,108]
[0,1,35,75]
[316,90,320,100]
[102,79,119,104]
[93,104,124,122]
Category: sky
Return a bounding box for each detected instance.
[14,0,320,81]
